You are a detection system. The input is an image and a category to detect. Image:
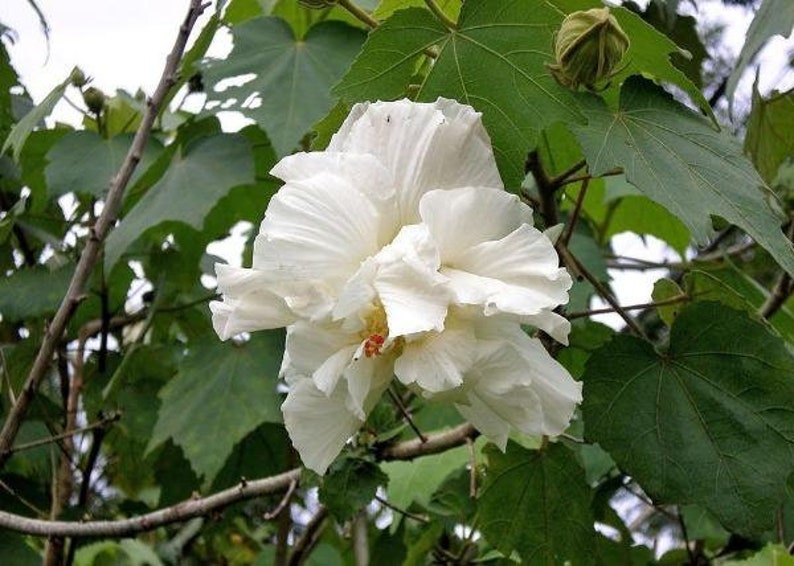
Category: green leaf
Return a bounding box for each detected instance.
[336,4,585,188]
[573,77,794,276]
[149,332,284,483]
[684,265,794,343]
[725,0,794,108]
[652,278,685,326]
[2,76,69,163]
[319,457,387,522]
[104,133,254,270]
[582,302,794,536]
[45,131,162,198]
[550,0,713,117]
[382,444,468,529]
[0,264,73,321]
[723,544,794,566]
[478,442,596,564]
[745,87,794,185]
[372,0,461,21]
[0,530,40,566]
[201,17,365,157]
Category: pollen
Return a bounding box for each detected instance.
[363,333,385,357]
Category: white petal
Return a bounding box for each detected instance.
[519,310,571,345]
[471,319,582,435]
[282,378,363,474]
[255,152,398,285]
[394,323,476,393]
[343,355,394,420]
[419,187,533,264]
[328,98,502,224]
[284,321,358,394]
[456,341,545,449]
[444,224,572,318]
[374,261,448,337]
[371,224,449,337]
[211,264,295,340]
[333,258,378,324]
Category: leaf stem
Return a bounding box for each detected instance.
[566,294,690,320]
[424,0,457,30]
[560,176,589,248]
[337,0,379,28]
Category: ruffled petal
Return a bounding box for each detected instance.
[419,186,533,264]
[328,98,503,224]
[444,224,572,320]
[472,319,582,436]
[211,264,296,340]
[372,225,449,337]
[283,321,358,394]
[394,323,477,393]
[282,378,363,474]
[255,152,398,286]
[343,355,394,420]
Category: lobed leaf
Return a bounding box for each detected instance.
[582,302,794,535]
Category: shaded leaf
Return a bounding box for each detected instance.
[149,332,284,483]
[478,442,595,564]
[0,264,73,321]
[652,278,684,326]
[45,131,162,198]
[582,302,794,535]
[336,4,585,188]
[2,76,69,163]
[201,17,365,157]
[320,457,387,522]
[745,86,794,185]
[573,77,794,276]
[104,133,254,270]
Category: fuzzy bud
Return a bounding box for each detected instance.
[82,87,106,115]
[69,67,88,88]
[548,7,629,90]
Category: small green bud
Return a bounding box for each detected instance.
[82,86,106,115]
[69,67,88,88]
[298,0,337,8]
[548,7,629,90]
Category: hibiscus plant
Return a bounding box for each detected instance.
[0,0,792,564]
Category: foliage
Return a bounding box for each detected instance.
[0,0,792,564]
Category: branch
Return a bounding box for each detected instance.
[0,0,209,468]
[0,423,480,537]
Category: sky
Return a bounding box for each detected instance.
[2,0,792,326]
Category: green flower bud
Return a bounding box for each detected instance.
[69,67,88,88]
[82,86,106,115]
[298,0,337,9]
[548,7,629,90]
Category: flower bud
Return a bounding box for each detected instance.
[69,67,88,88]
[298,0,337,8]
[82,86,106,115]
[548,7,629,90]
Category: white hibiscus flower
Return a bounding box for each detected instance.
[211,98,582,474]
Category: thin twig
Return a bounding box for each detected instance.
[353,509,369,566]
[288,507,328,566]
[760,222,794,319]
[379,422,477,461]
[0,0,209,469]
[374,495,429,523]
[559,246,647,338]
[387,388,427,443]
[561,168,623,186]
[560,177,589,248]
[263,479,297,520]
[566,294,690,320]
[0,423,479,537]
[547,159,586,187]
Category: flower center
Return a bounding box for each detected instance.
[353,305,398,360]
